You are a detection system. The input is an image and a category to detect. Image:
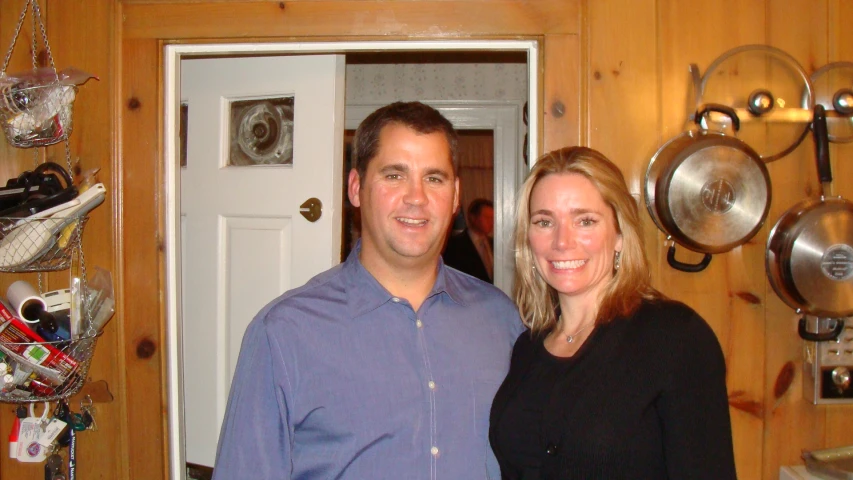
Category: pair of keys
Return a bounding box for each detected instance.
[13,398,95,443]
[13,398,92,480]
[52,398,97,434]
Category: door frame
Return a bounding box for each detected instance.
[163,39,539,479]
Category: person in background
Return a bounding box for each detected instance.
[489,146,736,479]
[444,198,495,283]
[212,101,523,479]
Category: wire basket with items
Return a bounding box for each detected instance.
[0,161,110,403]
[0,267,115,404]
[0,0,97,149]
[0,162,104,273]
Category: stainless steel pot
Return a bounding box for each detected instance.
[645,104,772,272]
[766,105,853,339]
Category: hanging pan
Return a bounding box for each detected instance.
[645,104,772,273]
[766,105,853,341]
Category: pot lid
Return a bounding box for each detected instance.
[811,62,853,143]
[697,45,813,162]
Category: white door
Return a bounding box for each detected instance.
[180,55,345,467]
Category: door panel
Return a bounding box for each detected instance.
[180,54,345,466]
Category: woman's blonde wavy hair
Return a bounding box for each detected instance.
[513,146,661,336]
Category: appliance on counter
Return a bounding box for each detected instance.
[803,317,853,404]
[781,465,832,480]
[782,444,853,479]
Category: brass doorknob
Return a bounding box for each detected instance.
[299,197,322,222]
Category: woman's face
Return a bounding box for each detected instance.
[527,173,622,307]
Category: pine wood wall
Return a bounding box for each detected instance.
[0,1,850,479]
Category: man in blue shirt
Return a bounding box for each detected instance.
[212,101,523,479]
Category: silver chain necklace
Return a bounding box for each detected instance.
[559,315,595,343]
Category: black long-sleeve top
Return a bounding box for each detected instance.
[489,299,737,480]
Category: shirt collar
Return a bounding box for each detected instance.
[344,240,466,318]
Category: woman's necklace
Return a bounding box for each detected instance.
[565,323,594,343]
[560,316,595,343]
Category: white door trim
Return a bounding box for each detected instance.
[164,39,538,479]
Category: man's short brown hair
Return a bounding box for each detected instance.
[351,102,458,182]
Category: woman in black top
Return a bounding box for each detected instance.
[489,147,736,479]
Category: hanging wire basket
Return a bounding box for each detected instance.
[0,81,77,148]
[0,1,109,404]
[0,331,100,403]
[0,245,112,403]
[0,0,92,148]
[0,214,87,273]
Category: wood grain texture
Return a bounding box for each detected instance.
[121,1,580,39]
[0,0,122,478]
[586,0,659,189]
[0,0,847,479]
[119,37,169,480]
[585,0,663,296]
[655,3,768,477]
[762,1,830,478]
[822,0,853,453]
[120,1,853,479]
[45,0,125,478]
[542,34,581,152]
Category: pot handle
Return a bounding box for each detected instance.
[694,103,741,132]
[813,104,832,184]
[798,317,844,342]
[666,244,712,273]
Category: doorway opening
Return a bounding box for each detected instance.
[165,40,538,479]
[340,50,527,268]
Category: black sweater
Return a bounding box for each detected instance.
[489,299,737,480]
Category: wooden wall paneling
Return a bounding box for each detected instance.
[44,0,124,478]
[584,0,661,296]
[585,0,658,187]
[120,1,580,39]
[119,37,168,480]
[823,0,853,452]
[542,34,581,152]
[656,2,767,479]
[0,1,122,478]
[762,1,832,477]
[89,1,852,479]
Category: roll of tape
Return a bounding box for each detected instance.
[6,280,46,322]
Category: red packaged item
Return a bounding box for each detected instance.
[0,306,78,384]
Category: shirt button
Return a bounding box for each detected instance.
[428,381,436,390]
[416,319,423,328]
[391,297,400,303]
[430,446,439,456]
[545,443,559,456]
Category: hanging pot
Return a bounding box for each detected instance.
[645,103,772,272]
[766,105,853,340]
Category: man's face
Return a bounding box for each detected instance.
[348,123,459,270]
[471,206,494,237]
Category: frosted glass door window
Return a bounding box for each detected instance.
[229,96,295,166]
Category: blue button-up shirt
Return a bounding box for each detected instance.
[212,244,523,480]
